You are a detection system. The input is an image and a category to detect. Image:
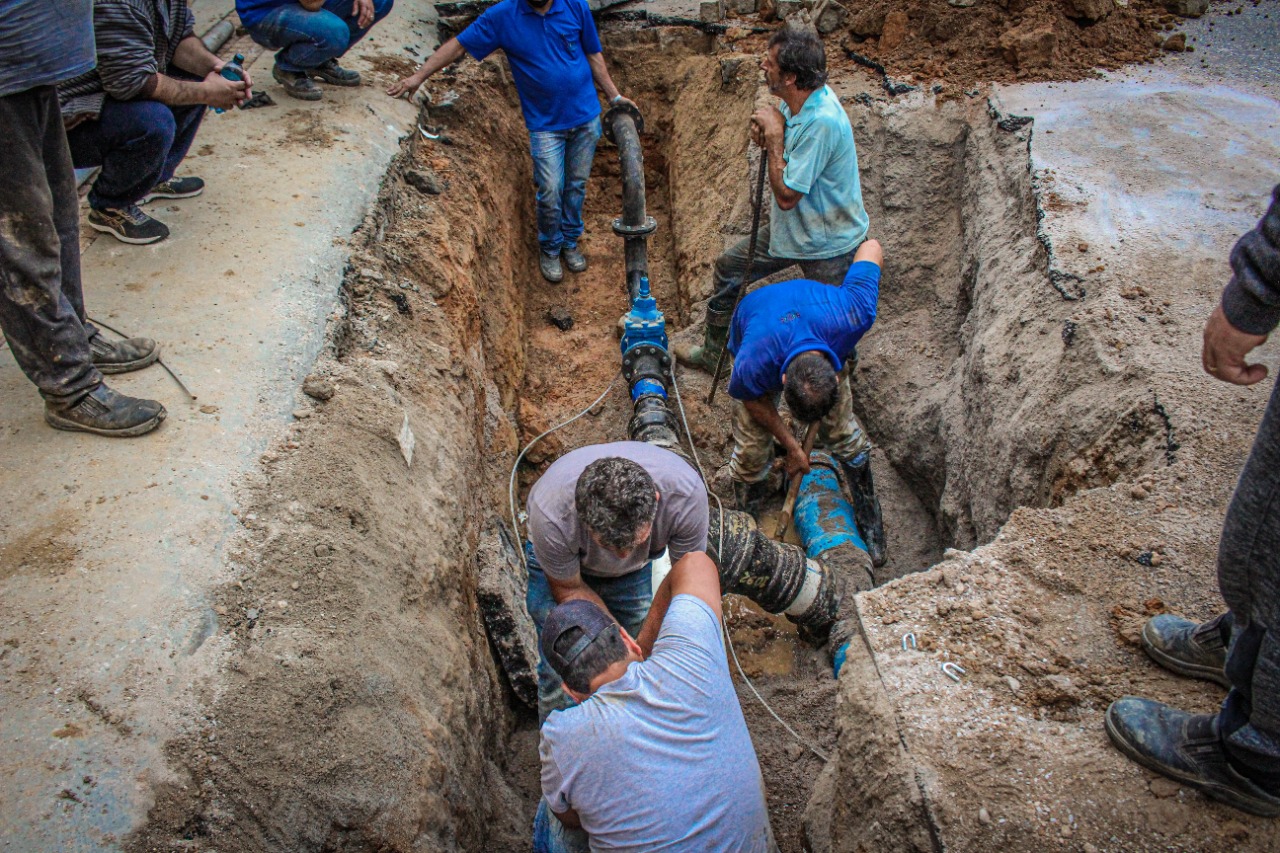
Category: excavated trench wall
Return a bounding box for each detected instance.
[132,27,1183,853]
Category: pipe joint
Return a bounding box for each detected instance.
[612,216,658,238]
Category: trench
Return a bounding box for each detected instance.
[133,23,1186,853]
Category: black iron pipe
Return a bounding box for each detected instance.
[605,104,657,302]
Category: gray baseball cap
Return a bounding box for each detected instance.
[541,599,620,681]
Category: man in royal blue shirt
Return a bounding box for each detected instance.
[726,238,887,565]
[388,0,633,283]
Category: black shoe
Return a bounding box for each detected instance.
[88,332,160,375]
[142,176,204,203]
[273,64,322,101]
[44,384,166,437]
[563,247,587,273]
[841,454,886,567]
[87,204,169,245]
[309,58,361,86]
[1143,613,1231,688]
[540,252,563,283]
[1105,698,1280,817]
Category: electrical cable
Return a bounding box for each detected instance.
[670,366,830,763]
[507,372,621,568]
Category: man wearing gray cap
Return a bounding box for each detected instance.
[533,551,777,853]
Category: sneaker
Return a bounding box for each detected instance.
[44,384,166,437]
[309,58,361,87]
[273,64,322,101]
[88,332,159,375]
[540,252,564,283]
[563,247,587,273]
[1105,698,1280,817]
[87,204,169,245]
[1142,613,1231,688]
[142,176,204,203]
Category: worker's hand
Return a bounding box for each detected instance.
[387,70,427,98]
[610,94,638,112]
[782,443,811,479]
[750,105,785,147]
[211,60,253,105]
[1203,304,1270,386]
[353,0,375,29]
[201,69,250,110]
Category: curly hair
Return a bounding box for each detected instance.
[575,457,658,552]
[767,25,828,91]
[784,351,838,423]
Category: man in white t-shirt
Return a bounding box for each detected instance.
[534,551,777,852]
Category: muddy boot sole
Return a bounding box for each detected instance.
[45,406,166,437]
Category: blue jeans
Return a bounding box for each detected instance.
[529,117,601,257]
[245,0,394,73]
[66,85,205,210]
[533,797,590,853]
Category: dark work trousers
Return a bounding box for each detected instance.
[707,222,862,313]
[66,77,205,211]
[1217,374,1280,789]
[0,86,101,404]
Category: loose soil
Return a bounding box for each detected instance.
[128,10,1280,853]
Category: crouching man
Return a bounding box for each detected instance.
[525,441,708,723]
[725,238,886,566]
[536,551,778,852]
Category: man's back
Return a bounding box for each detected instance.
[539,595,774,852]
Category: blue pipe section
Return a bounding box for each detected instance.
[620,275,669,358]
[631,378,666,401]
[794,454,868,558]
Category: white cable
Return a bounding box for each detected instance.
[508,372,621,568]
[670,367,830,764]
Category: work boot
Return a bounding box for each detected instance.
[1105,698,1280,817]
[87,204,169,245]
[273,64,322,101]
[1142,613,1231,688]
[88,332,160,375]
[563,247,587,273]
[730,478,774,518]
[539,252,563,283]
[44,384,166,437]
[310,58,361,87]
[672,305,732,374]
[142,176,204,203]
[842,452,886,568]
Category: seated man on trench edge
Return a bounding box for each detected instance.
[535,552,778,852]
[676,25,871,373]
[236,0,394,102]
[387,0,634,284]
[1,0,166,437]
[724,238,887,567]
[59,0,253,245]
[1105,184,1280,818]
[524,441,708,725]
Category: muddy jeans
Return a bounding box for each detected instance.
[529,116,601,257]
[708,223,862,313]
[1214,375,1280,788]
[729,362,871,483]
[0,86,101,404]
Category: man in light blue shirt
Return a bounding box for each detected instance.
[676,25,870,374]
[389,0,634,283]
[535,552,777,852]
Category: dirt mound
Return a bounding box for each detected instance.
[838,0,1181,87]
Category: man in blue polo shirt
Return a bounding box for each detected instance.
[389,0,633,283]
[676,25,870,373]
[726,238,886,565]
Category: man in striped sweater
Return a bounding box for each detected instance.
[59,0,252,244]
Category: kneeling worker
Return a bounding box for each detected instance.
[536,551,778,852]
[725,238,886,566]
[525,441,708,723]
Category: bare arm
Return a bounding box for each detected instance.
[171,35,221,78]
[300,0,325,10]
[149,70,248,109]
[546,572,610,614]
[1203,305,1270,386]
[751,105,803,210]
[853,237,883,268]
[387,37,467,97]
[743,397,810,477]
[552,805,583,830]
[586,52,635,109]
[634,551,723,656]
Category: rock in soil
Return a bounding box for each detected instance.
[302,375,335,401]
[546,306,574,331]
[405,169,442,195]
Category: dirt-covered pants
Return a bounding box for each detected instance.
[707,223,861,313]
[0,86,101,404]
[1217,374,1280,788]
[729,362,871,484]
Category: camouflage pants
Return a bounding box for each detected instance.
[0,86,100,403]
[729,362,871,484]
